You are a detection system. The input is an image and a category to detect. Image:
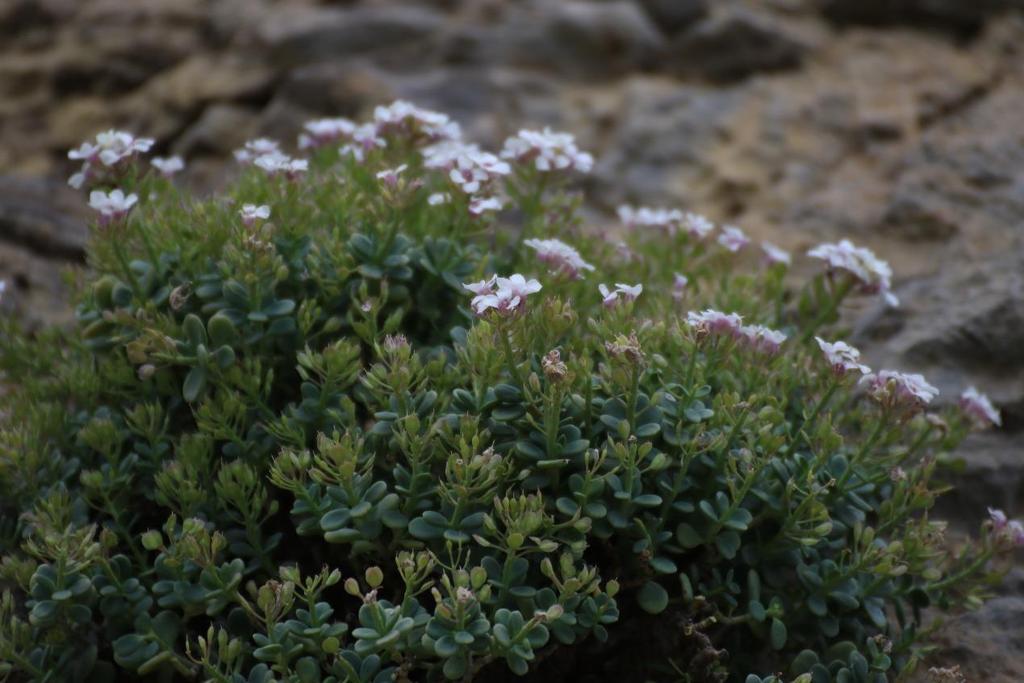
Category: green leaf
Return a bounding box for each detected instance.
[637,581,669,615]
[182,367,207,402]
[715,531,741,559]
[770,618,787,650]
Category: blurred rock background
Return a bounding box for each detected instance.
[1,0,1022,678]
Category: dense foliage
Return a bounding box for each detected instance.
[0,105,1014,683]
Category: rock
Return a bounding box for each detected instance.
[668,7,808,82]
[542,1,666,76]
[912,596,1024,683]
[277,60,397,115]
[139,53,276,113]
[638,0,708,36]
[175,104,260,157]
[819,0,1021,35]
[257,5,446,67]
[0,176,88,327]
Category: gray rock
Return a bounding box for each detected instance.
[669,7,808,82]
[914,596,1024,683]
[638,0,708,36]
[175,103,260,157]
[257,5,446,67]
[819,0,1021,35]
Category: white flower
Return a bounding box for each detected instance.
[618,205,683,234]
[808,239,898,307]
[717,225,749,253]
[240,204,270,226]
[468,196,503,216]
[234,138,280,164]
[524,238,594,279]
[88,188,138,222]
[959,387,1001,429]
[501,127,593,174]
[683,212,715,240]
[373,100,461,143]
[444,150,511,195]
[298,117,356,149]
[599,283,643,307]
[152,156,185,177]
[1008,520,1024,547]
[376,164,408,188]
[67,130,153,189]
[339,123,388,161]
[428,192,451,206]
[0,280,6,301]
[761,241,791,266]
[815,337,871,378]
[463,274,541,316]
[253,151,307,178]
[860,370,939,410]
[686,309,743,337]
[739,324,787,355]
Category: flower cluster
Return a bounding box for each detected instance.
[68,129,154,189]
[523,238,594,279]
[861,370,939,412]
[717,225,750,253]
[815,337,871,378]
[298,117,356,150]
[988,508,1024,546]
[88,188,138,223]
[501,127,594,173]
[808,239,898,307]
[686,308,744,338]
[617,205,684,234]
[463,274,542,316]
[373,100,461,144]
[738,324,787,355]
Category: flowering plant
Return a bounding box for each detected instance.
[0,102,1013,683]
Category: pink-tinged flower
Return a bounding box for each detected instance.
[989,507,1009,531]
[298,117,356,150]
[501,127,593,174]
[234,138,281,164]
[151,156,185,177]
[1008,520,1024,547]
[0,280,6,301]
[739,324,787,355]
[373,100,461,144]
[443,150,511,195]
[524,238,594,279]
[815,337,871,378]
[88,188,138,224]
[240,204,270,227]
[686,309,744,337]
[67,130,154,189]
[959,387,1001,429]
[254,151,308,178]
[428,192,450,206]
[599,283,643,307]
[463,274,541,316]
[717,225,750,253]
[340,123,387,161]
[672,273,688,301]
[684,212,715,240]
[468,196,503,216]
[376,164,408,188]
[860,370,939,411]
[808,239,899,307]
[762,241,791,266]
[617,205,683,234]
